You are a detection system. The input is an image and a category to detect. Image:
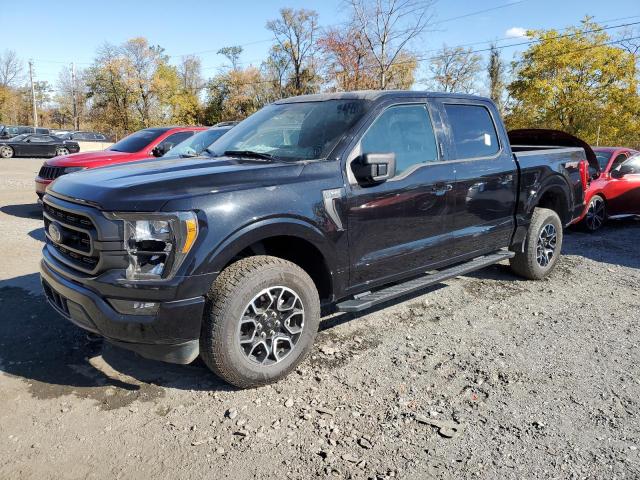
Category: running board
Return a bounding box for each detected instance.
[336,251,515,313]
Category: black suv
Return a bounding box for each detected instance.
[40,91,590,388]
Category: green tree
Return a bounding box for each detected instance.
[507,19,640,147]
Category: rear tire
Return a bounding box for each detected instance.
[0,146,14,158]
[200,256,320,389]
[581,194,606,232]
[510,207,563,280]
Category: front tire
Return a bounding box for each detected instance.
[55,147,70,156]
[0,145,14,158]
[200,256,320,389]
[582,194,606,232]
[510,207,563,280]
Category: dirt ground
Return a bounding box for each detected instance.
[1,158,639,480]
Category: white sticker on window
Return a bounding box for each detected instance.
[484,133,491,146]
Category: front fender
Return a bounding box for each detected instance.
[195,216,340,279]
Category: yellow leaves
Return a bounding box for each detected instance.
[506,18,640,147]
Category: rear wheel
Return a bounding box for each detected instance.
[55,147,70,156]
[582,195,606,232]
[510,207,563,280]
[200,256,320,389]
[0,146,14,158]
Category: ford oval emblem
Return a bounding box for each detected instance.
[48,222,62,244]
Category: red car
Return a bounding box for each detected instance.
[577,147,640,231]
[35,126,206,200]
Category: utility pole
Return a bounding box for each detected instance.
[29,60,38,127]
[71,62,78,130]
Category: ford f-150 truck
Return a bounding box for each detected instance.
[40,91,594,388]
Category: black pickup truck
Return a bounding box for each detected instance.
[40,91,594,388]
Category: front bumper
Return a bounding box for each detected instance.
[40,257,210,364]
[35,177,52,199]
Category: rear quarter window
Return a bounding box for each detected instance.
[444,104,500,159]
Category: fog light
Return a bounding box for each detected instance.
[109,299,159,315]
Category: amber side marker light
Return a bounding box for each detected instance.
[182,217,198,253]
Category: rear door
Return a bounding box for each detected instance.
[436,100,518,257]
[345,100,456,288]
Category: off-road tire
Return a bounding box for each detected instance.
[510,207,563,280]
[200,255,320,389]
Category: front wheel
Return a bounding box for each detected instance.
[200,256,320,389]
[55,147,70,156]
[0,145,14,158]
[582,195,606,232]
[510,207,563,280]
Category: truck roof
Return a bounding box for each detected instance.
[276,90,490,104]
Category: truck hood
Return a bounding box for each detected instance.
[47,150,138,167]
[47,156,306,211]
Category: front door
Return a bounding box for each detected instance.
[345,102,455,289]
[607,155,640,215]
[436,100,518,258]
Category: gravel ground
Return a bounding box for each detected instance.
[1,158,639,479]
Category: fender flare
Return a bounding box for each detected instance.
[200,216,339,281]
[528,176,572,224]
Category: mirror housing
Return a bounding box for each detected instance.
[151,145,166,157]
[611,164,636,179]
[353,152,396,184]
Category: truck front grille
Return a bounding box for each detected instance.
[43,200,100,274]
[38,166,66,180]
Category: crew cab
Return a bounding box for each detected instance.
[39,91,593,388]
[35,126,206,200]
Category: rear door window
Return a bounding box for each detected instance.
[444,104,500,159]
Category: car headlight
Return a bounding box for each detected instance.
[63,167,86,174]
[105,211,199,280]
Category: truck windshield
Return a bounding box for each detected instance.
[108,128,167,153]
[206,99,370,161]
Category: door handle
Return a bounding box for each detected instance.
[430,184,453,196]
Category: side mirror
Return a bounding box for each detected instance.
[611,164,636,179]
[25,138,31,143]
[353,152,396,184]
[151,145,165,157]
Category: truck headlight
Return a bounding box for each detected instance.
[105,211,199,280]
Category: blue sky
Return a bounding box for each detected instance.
[3,0,639,93]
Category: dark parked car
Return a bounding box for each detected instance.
[0,134,79,158]
[0,125,51,139]
[40,91,593,389]
[55,131,109,142]
[162,125,234,158]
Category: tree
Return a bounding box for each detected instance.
[217,46,243,71]
[487,43,505,113]
[266,8,319,95]
[178,55,203,95]
[262,45,291,99]
[429,45,482,93]
[0,50,23,88]
[204,67,271,124]
[318,27,375,91]
[347,0,434,89]
[507,19,640,147]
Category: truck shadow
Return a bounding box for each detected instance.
[0,203,41,220]
[0,277,234,409]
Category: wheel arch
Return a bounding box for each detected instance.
[202,218,338,302]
